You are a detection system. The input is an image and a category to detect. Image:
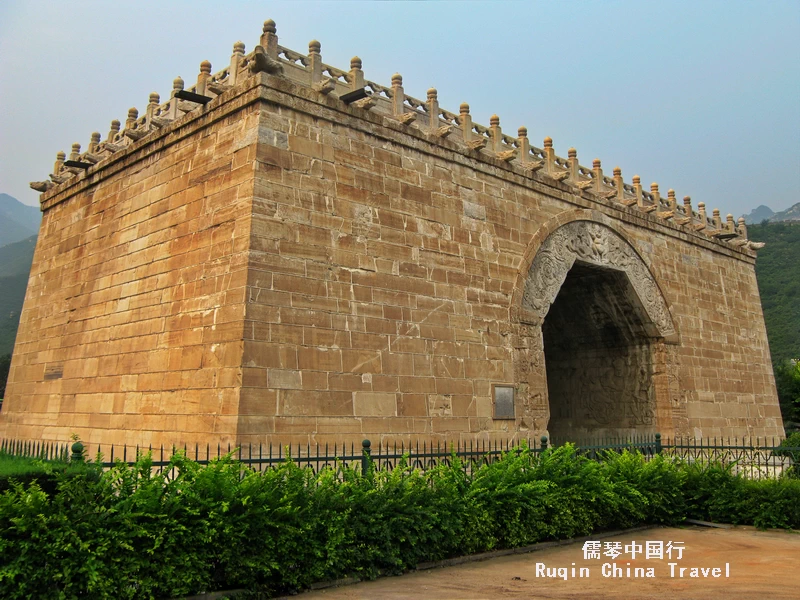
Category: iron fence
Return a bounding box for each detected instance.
[1,434,797,480]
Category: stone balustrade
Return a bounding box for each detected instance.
[30,18,758,250]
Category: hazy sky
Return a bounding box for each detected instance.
[1,1,798,219]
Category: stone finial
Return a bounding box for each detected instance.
[490,114,500,127]
[698,202,708,223]
[726,213,736,232]
[459,102,470,115]
[542,137,556,174]
[427,88,443,131]
[308,40,326,90]
[592,159,604,193]
[229,43,246,87]
[69,143,81,161]
[567,147,580,183]
[169,77,185,119]
[149,92,160,105]
[613,166,624,200]
[127,107,139,124]
[261,19,279,58]
[667,189,677,211]
[631,175,644,207]
[390,73,413,123]
[712,208,723,229]
[543,136,553,148]
[54,150,66,174]
[88,132,101,153]
[516,126,539,172]
[309,39,321,55]
[683,196,693,217]
[738,217,748,239]
[348,57,364,89]
[197,61,211,95]
[650,182,661,206]
[107,120,120,142]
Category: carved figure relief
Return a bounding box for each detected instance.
[522,221,675,337]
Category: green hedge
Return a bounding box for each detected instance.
[0,445,797,599]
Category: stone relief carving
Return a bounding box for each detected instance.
[522,221,675,337]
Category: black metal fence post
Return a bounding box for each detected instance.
[540,435,548,451]
[361,439,371,476]
[655,432,663,455]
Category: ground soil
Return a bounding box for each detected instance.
[294,525,800,599]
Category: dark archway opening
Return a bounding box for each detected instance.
[542,262,657,443]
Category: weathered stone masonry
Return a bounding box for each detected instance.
[0,20,784,449]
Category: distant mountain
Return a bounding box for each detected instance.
[770,202,800,223]
[742,205,774,223]
[0,235,37,278]
[741,202,800,224]
[0,193,41,247]
[0,273,29,356]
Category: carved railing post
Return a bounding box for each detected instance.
[68,143,81,163]
[517,127,543,172]
[726,214,736,233]
[169,77,184,119]
[613,166,625,200]
[650,182,661,206]
[260,19,278,59]
[196,61,211,96]
[106,120,120,144]
[632,175,644,208]
[698,202,708,225]
[738,217,748,239]
[712,208,723,229]
[459,103,472,144]
[593,159,604,193]
[459,103,485,150]
[543,137,556,173]
[490,115,514,160]
[87,132,101,154]
[349,57,364,90]
[230,41,245,86]
[567,147,579,182]
[309,40,323,85]
[427,88,440,128]
[391,74,415,124]
[668,189,677,212]
[146,92,160,128]
[54,151,65,173]
[677,196,693,225]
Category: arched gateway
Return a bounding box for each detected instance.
[514,216,678,442]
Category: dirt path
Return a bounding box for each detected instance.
[296,526,800,599]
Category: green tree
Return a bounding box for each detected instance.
[774,360,800,430]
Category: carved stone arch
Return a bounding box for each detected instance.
[508,210,681,441]
[511,210,677,341]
